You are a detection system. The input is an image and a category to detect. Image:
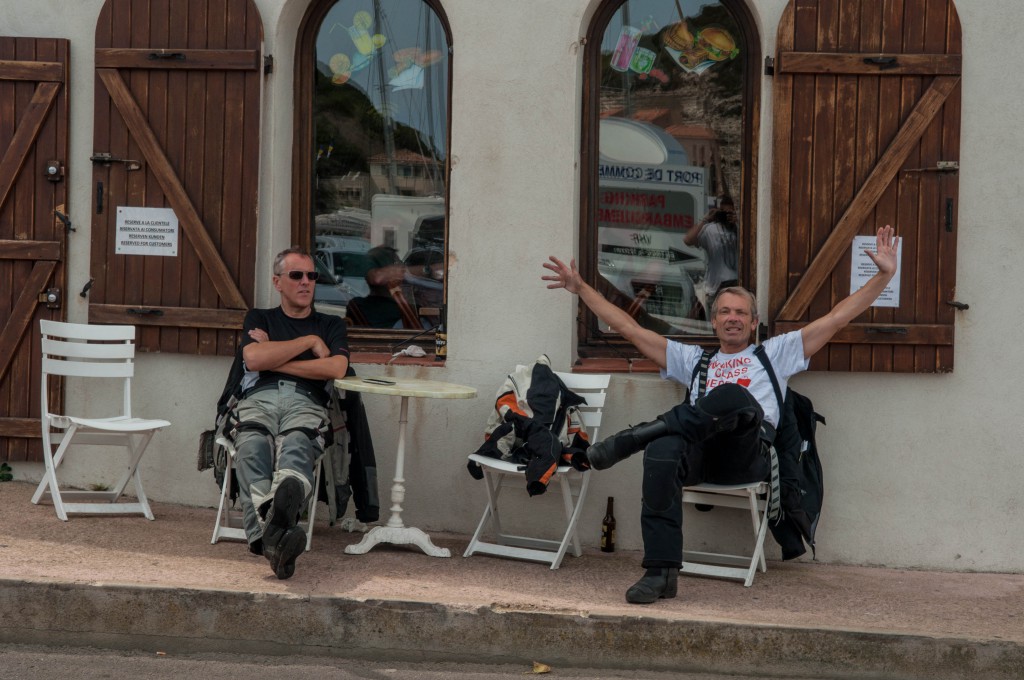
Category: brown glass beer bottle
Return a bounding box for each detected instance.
[600,496,616,553]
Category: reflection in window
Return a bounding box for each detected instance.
[312,0,448,331]
[593,1,747,337]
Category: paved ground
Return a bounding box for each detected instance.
[1,481,1022,679]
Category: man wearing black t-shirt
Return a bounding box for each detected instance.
[232,247,349,579]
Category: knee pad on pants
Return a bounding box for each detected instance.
[233,428,273,459]
[280,425,325,449]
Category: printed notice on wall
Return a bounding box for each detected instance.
[850,234,902,307]
[115,207,179,256]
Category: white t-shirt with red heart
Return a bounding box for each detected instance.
[662,331,809,428]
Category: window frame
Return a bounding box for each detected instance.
[292,0,454,354]
[577,0,762,361]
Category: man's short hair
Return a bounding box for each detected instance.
[272,246,312,276]
[718,194,735,208]
[711,286,758,319]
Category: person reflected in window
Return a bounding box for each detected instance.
[685,195,739,320]
[345,245,408,328]
[232,247,349,579]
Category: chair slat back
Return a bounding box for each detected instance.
[42,337,135,360]
[40,319,136,341]
[39,320,139,416]
[40,321,137,380]
[555,371,611,441]
[42,356,135,379]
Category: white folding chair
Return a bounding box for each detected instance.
[32,320,170,520]
[210,431,323,552]
[464,372,611,570]
[681,479,770,587]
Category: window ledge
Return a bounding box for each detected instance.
[574,358,660,374]
[351,352,443,367]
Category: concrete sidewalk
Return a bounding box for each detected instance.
[1,480,1021,679]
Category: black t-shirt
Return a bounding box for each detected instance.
[240,307,349,402]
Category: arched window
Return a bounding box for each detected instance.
[294,0,451,352]
[579,0,760,359]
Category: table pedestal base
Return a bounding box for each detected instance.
[344,525,451,558]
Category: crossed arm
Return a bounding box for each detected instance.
[242,330,349,380]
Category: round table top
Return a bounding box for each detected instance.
[335,375,477,399]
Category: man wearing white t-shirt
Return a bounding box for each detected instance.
[542,226,899,605]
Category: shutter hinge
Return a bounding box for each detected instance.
[764,56,775,76]
[264,54,273,75]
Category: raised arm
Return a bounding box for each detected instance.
[684,207,716,246]
[542,256,668,368]
[800,225,900,359]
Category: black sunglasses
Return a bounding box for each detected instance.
[284,270,319,282]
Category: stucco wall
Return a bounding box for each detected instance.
[5,0,1022,573]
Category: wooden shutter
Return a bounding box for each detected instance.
[770,0,961,372]
[0,38,69,462]
[89,0,263,356]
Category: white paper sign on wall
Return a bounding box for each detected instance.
[850,234,902,308]
[115,206,179,257]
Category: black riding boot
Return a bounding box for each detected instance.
[625,567,679,604]
[586,419,669,470]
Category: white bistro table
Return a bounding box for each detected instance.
[335,375,477,557]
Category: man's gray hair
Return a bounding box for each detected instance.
[272,246,311,276]
[710,286,758,319]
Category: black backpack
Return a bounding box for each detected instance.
[692,345,826,560]
[770,387,825,559]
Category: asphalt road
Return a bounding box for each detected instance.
[0,643,766,680]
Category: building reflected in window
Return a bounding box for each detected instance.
[593,0,748,337]
[311,0,448,331]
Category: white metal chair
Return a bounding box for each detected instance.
[463,372,611,570]
[32,320,170,520]
[210,437,322,552]
[681,479,770,587]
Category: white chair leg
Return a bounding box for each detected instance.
[303,458,323,552]
[550,471,589,570]
[743,490,771,586]
[463,468,508,558]
[123,432,155,520]
[211,462,234,544]
[463,471,501,558]
[682,483,771,587]
[746,489,767,573]
[32,427,76,521]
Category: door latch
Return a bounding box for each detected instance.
[38,288,61,309]
[90,153,141,171]
[44,159,64,182]
[902,160,959,174]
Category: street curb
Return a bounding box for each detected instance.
[2,579,1021,679]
